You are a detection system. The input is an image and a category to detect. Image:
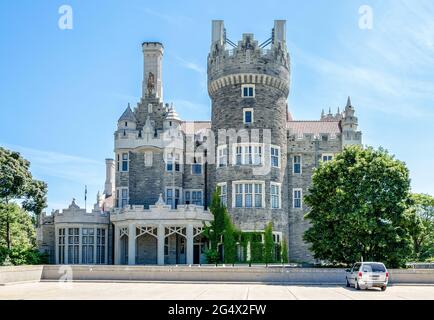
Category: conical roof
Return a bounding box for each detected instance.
[165,104,181,122]
[346,96,352,108]
[118,104,137,122]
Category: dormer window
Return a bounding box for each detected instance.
[242,84,255,98]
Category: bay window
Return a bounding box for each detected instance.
[233,181,264,208]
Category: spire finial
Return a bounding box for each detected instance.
[346,96,352,108]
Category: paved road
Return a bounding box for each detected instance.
[0,282,433,300]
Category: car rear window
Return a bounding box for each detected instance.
[363,263,386,272]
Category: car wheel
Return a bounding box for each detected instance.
[346,278,350,287]
[356,280,361,290]
[381,286,387,291]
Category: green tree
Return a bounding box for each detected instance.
[223,213,237,263]
[0,147,47,249]
[263,222,274,264]
[406,193,434,261]
[0,203,36,249]
[281,239,289,263]
[304,145,413,268]
[203,188,239,263]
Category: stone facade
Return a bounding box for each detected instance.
[37,20,362,265]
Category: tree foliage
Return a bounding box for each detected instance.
[304,145,413,268]
[0,147,47,251]
[203,189,235,263]
[0,203,36,249]
[406,193,434,261]
[264,222,274,264]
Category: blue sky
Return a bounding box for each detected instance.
[1,0,433,212]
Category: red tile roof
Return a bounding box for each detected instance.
[287,121,341,138]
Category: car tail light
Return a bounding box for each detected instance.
[358,272,363,278]
[386,272,389,278]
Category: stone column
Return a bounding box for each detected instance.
[157,224,165,265]
[128,223,136,265]
[114,224,120,265]
[247,241,251,262]
[186,225,194,265]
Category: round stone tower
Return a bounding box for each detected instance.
[208,20,291,247]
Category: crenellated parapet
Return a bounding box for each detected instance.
[208,20,290,98]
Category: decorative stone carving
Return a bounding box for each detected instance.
[147,72,155,96]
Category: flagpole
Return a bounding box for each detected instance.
[85,185,87,212]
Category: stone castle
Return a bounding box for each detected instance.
[37,20,362,265]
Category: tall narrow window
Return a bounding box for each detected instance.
[271,147,279,168]
[245,183,253,208]
[166,153,173,171]
[235,184,243,208]
[254,183,262,208]
[81,228,94,264]
[218,183,227,207]
[174,153,181,172]
[293,189,302,209]
[218,146,227,167]
[271,183,281,209]
[236,146,242,165]
[243,108,254,124]
[244,146,253,165]
[96,228,105,264]
[293,155,302,174]
[58,228,65,264]
[166,188,180,209]
[166,188,173,207]
[185,191,191,204]
[68,228,79,264]
[116,154,120,172]
[121,188,128,208]
[253,145,262,165]
[191,191,202,205]
[122,153,129,172]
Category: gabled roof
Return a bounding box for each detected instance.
[118,104,137,122]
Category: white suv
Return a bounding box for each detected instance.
[346,262,389,291]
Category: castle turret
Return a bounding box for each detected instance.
[163,103,182,130]
[341,96,362,146]
[117,103,137,130]
[208,20,290,246]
